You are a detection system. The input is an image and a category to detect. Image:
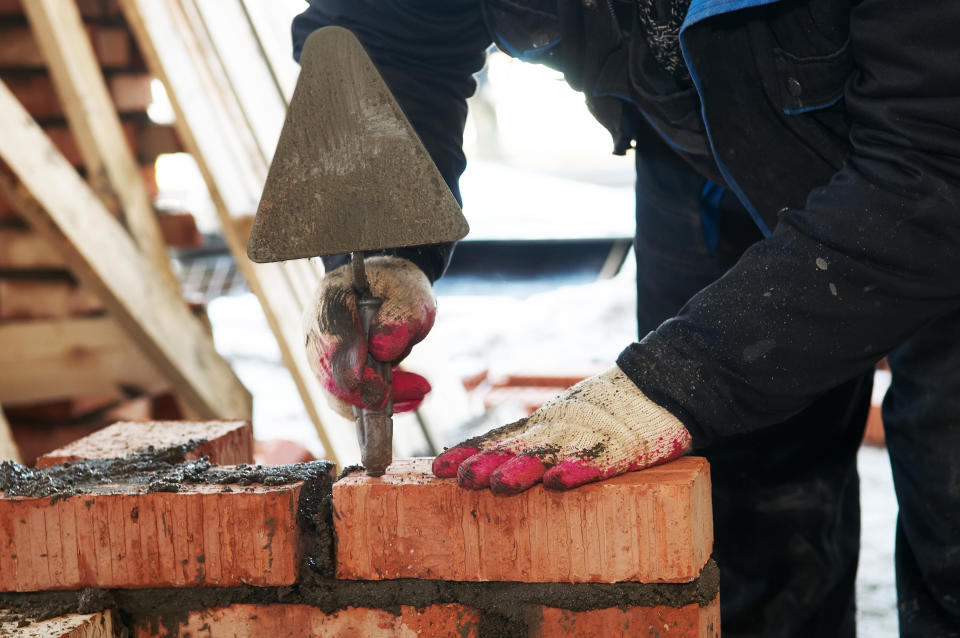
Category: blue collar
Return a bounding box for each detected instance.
[682,0,784,32]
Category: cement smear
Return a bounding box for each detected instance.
[0,444,334,502]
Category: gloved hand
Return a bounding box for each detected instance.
[432,366,692,493]
[304,256,435,418]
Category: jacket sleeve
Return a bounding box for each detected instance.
[617,0,960,445]
[291,1,490,281]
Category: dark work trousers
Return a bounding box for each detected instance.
[884,312,960,637]
[633,142,872,638]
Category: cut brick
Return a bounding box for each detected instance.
[0,610,115,638]
[525,596,720,638]
[254,439,317,466]
[132,604,480,638]
[334,457,713,583]
[37,419,253,467]
[0,470,317,591]
[482,386,569,415]
[155,210,202,248]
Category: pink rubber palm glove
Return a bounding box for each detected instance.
[432,366,693,493]
[305,256,435,417]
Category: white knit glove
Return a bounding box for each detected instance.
[433,366,693,493]
[304,256,435,418]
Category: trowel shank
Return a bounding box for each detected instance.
[351,254,393,476]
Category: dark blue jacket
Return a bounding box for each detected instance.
[293,0,960,446]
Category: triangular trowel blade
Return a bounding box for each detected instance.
[247,27,469,263]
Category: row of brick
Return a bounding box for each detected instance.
[0,419,718,636]
[1,421,712,590]
[2,600,720,638]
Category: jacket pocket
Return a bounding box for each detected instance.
[773,38,855,115]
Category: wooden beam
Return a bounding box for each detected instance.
[120,0,356,464]
[0,400,20,463]
[0,79,251,420]
[0,317,169,405]
[22,0,182,297]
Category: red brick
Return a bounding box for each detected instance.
[862,403,885,447]
[0,25,131,69]
[3,73,64,119]
[132,604,479,638]
[4,73,151,120]
[140,163,158,199]
[42,121,137,168]
[0,279,104,320]
[0,610,115,637]
[0,0,111,18]
[0,471,313,591]
[255,439,317,466]
[0,191,19,220]
[482,386,569,414]
[334,457,713,583]
[37,419,253,467]
[461,369,488,392]
[489,367,605,389]
[525,596,720,638]
[134,123,183,163]
[107,73,153,112]
[156,210,202,248]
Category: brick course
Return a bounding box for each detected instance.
[526,596,720,638]
[334,457,713,583]
[132,604,480,638]
[0,479,306,591]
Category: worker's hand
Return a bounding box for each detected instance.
[432,366,692,493]
[304,256,435,416]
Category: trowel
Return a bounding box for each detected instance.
[247,27,469,476]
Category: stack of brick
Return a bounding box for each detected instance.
[0,0,207,462]
[0,419,719,637]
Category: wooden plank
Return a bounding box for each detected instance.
[0,80,250,419]
[120,0,356,464]
[0,317,168,405]
[22,0,181,297]
[0,400,20,463]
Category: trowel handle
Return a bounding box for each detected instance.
[352,257,394,476]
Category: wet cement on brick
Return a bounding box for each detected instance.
[0,444,334,502]
[0,451,716,637]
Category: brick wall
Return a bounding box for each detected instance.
[0,420,719,637]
